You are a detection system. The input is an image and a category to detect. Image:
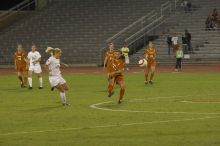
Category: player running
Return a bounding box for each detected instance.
[104,42,115,78]
[107,50,125,104]
[144,41,157,84]
[27,44,43,89]
[45,47,69,106]
[13,43,28,88]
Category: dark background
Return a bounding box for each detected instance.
[0,0,35,10]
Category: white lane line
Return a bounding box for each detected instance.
[1,115,220,136]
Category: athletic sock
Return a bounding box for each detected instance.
[145,74,148,81]
[23,76,27,85]
[119,89,125,100]
[39,77,43,87]
[108,84,113,93]
[28,77,32,87]
[18,76,23,83]
[150,73,154,81]
[60,92,67,104]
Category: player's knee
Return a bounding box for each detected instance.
[121,84,125,90]
[65,86,69,91]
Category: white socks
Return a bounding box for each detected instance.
[28,77,32,87]
[60,92,67,104]
[39,77,43,87]
[28,77,43,88]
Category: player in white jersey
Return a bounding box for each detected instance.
[45,47,69,106]
[27,44,43,89]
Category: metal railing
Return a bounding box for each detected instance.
[0,0,35,22]
[125,15,164,43]
[125,1,172,45]
[99,1,181,65]
[160,1,172,16]
[175,0,182,10]
[106,10,156,43]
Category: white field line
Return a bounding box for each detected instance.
[1,115,220,136]
[90,95,220,115]
[181,101,220,104]
[90,101,220,115]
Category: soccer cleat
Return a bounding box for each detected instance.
[21,83,26,88]
[20,82,24,88]
[28,87,33,90]
[38,87,43,89]
[108,91,114,97]
[149,81,153,84]
[118,100,122,104]
[62,103,70,106]
[51,87,55,91]
[144,81,149,84]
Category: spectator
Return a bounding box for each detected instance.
[185,29,193,53]
[181,34,188,54]
[166,34,172,55]
[186,1,192,12]
[183,0,188,13]
[212,8,219,22]
[205,15,215,30]
[175,46,183,72]
[171,33,179,53]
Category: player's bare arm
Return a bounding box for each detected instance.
[60,62,69,67]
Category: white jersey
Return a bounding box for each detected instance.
[171,37,178,45]
[28,51,41,66]
[46,56,61,76]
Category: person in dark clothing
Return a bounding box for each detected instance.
[185,29,193,54]
[182,34,188,54]
[166,35,172,55]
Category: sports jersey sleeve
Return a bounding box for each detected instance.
[37,52,41,59]
[46,58,51,65]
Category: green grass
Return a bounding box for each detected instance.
[0,72,220,146]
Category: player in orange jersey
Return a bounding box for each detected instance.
[103,42,116,92]
[13,44,28,87]
[103,42,115,74]
[107,50,125,104]
[144,41,157,84]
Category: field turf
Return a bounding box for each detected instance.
[0,72,220,146]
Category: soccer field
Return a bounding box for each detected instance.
[0,71,220,146]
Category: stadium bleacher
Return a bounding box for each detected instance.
[130,0,220,64]
[0,0,219,65]
[0,0,168,65]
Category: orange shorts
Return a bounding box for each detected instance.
[114,75,124,84]
[147,61,156,69]
[16,65,27,72]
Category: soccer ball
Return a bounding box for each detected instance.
[138,58,147,67]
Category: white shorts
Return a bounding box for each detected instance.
[125,56,130,64]
[49,75,66,87]
[29,64,42,74]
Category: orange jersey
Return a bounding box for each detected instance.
[105,50,115,72]
[144,47,157,63]
[108,57,125,76]
[14,50,27,67]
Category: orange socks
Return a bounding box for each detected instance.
[108,84,113,93]
[145,74,148,81]
[150,73,154,81]
[120,89,125,100]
